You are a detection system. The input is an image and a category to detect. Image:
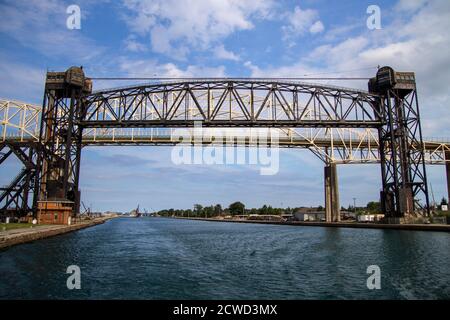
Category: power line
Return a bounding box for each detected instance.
[91,77,371,81]
[90,66,378,81]
[299,66,378,77]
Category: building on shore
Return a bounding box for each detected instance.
[357,214,385,222]
[248,214,286,221]
[294,211,325,222]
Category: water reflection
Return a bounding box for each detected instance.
[0,218,448,299]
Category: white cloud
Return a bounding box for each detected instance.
[119,59,227,78]
[0,0,104,61]
[309,21,325,34]
[282,5,325,45]
[124,36,147,52]
[395,0,428,12]
[123,0,274,58]
[213,45,240,61]
[244,60,321,78]
[322,22,361,42]
[247,0,450,137]
[0,54,45,104]
[307,37,369,66]
[284,6,318,35]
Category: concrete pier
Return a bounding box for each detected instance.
[325,163,340,222]
[0,217,112,250]
[446,151,450,204]
[177,217,450,232]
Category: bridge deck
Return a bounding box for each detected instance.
[1,134,448,165]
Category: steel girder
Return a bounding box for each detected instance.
[36,87,84,214]
[2,99,448,165]
[0,142,39,216]
[378,89,430,217]
[81,80,382,128]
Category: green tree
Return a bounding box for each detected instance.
[260,205,268,215]
[366,201,381,214]
[194,204,203,217]
[214,204,222,216]
[204,206,214,218]
[229,201,245,215]
[441,197,448,206]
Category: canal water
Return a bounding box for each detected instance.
[0,217,449,299]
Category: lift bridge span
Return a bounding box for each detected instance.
[1,66,449,222]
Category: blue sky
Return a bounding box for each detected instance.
[1,0,449,212]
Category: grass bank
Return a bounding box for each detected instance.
[0,223,37,231]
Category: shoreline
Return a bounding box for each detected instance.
[0,217,113,250]
[173,217,450,232]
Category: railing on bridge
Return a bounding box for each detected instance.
[2,98,448,165]
[0,99,41,141]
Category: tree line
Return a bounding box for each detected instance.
[153,198,449,218]
[155,202,298,218]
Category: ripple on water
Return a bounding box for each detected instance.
[0,218,449,299]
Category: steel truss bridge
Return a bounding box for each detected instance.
[1,100,448,164]
[1,67,449,222]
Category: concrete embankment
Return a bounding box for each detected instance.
[0,217,112,250]
[176,217,450,232]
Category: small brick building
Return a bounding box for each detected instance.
[37,201,74,225]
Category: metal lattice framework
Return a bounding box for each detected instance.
[378,88,430,216]
[1,99,41,141]
[37,85,84,214]
[0,141,39,214]
[82,80,382,128]
[1,99,448,164]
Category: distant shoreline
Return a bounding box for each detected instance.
[171,216,450,232]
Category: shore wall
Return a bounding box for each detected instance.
[175,217,450,232]
[0,218,111,250]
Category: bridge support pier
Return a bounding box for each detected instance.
[325,163,340,222]
[446,151,450,204]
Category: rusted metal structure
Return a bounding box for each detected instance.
[0,141,39,216]
[37,66,92,220]
[0,66,446,222]
[368,67,429,219]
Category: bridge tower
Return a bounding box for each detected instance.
[369,66,430,220]
[35,67,91,219]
